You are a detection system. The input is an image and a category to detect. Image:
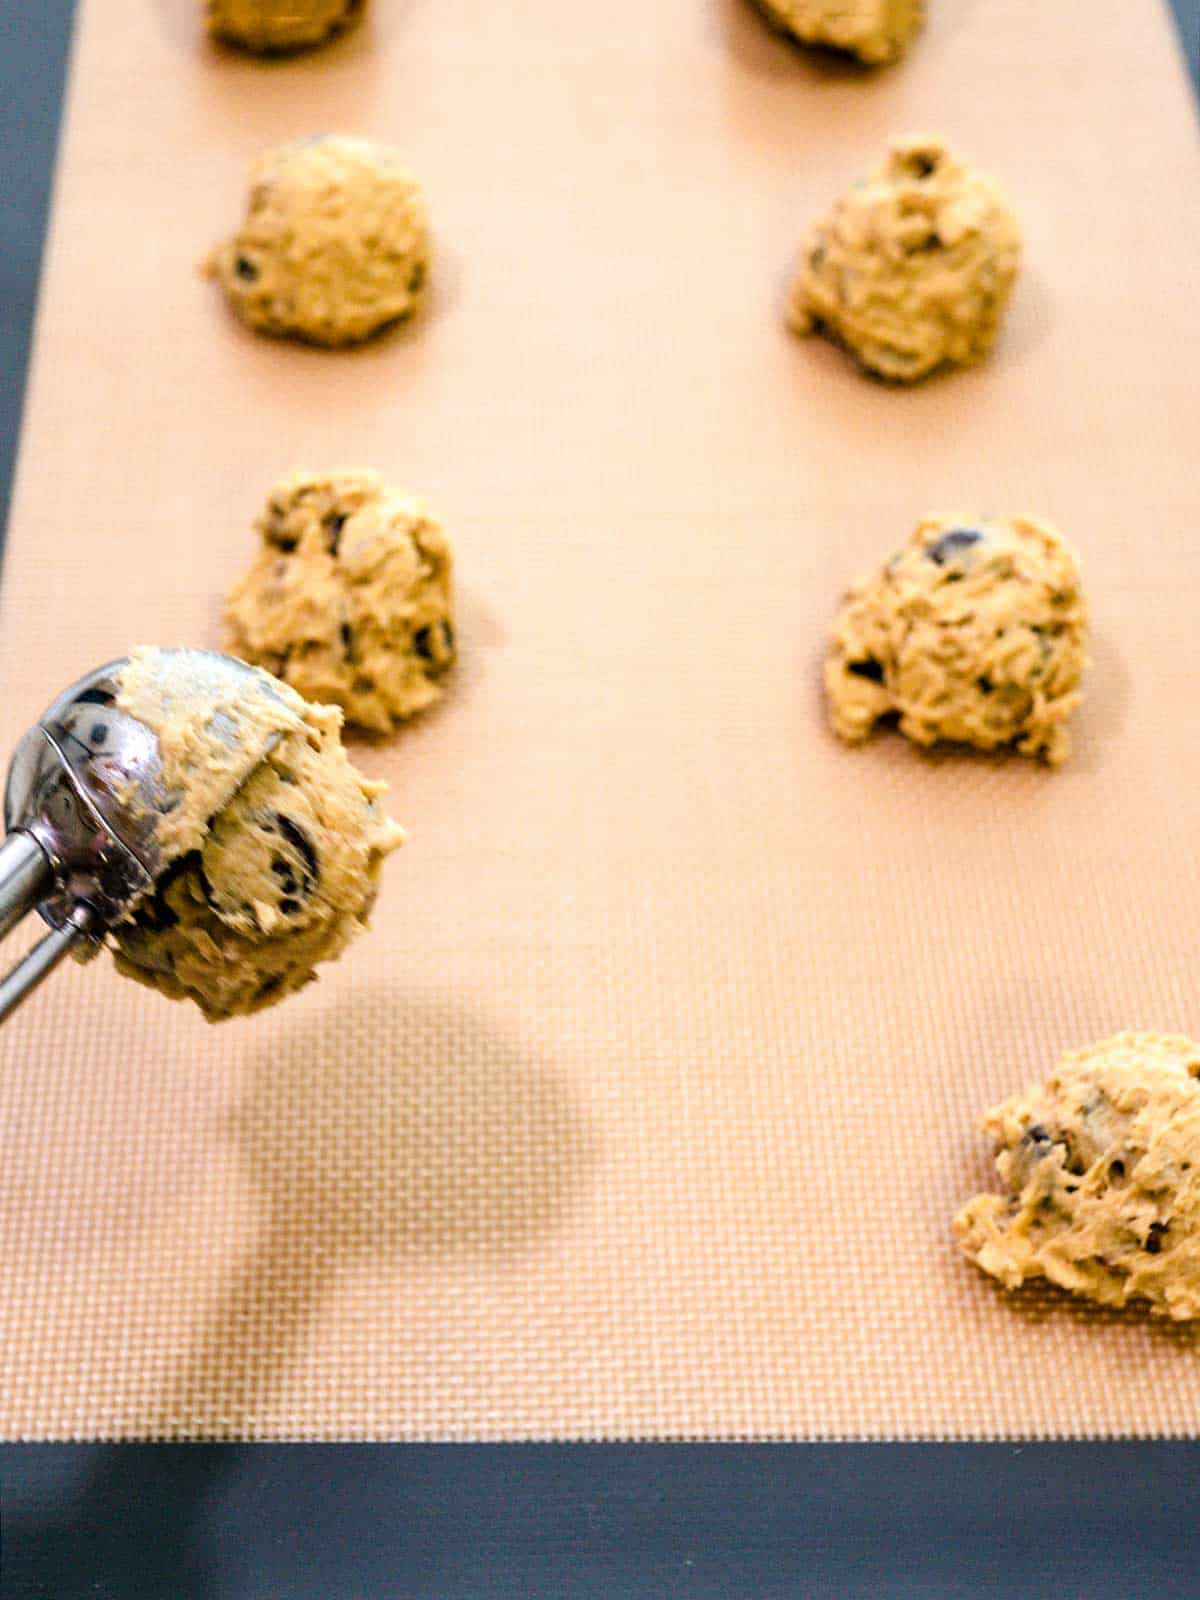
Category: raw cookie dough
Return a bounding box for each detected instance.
[225,470,455,734]
[755,0,922,65]
[955,1034,1200,1321]
[826,514,1088,765]
[109,647,403,1021]
[788,136,1020,381]
[205,0,365,52]
[206,136,428,347]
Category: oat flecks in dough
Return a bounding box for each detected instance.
[756,0,922,65]
[955,1034,1200,1321]
[226,470,455,734]
[111,648,403,1022]
[825,514,1088,765]
[205,0,365,54]
[788,135,1020,381]
[207,136,429,347]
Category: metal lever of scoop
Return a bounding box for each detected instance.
[0,901,99,1025]
[0,830,98,1024]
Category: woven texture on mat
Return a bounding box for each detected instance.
[1,0,1199,1440]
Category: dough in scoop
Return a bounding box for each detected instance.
[825,514,1087,765]
[226,469,455,734]
[788,136,1020,381]
[205,0,365,52]
[110,648,403,1021]
[955,1034,1200,1321]
[755,0,922,65]
[207,135,428,347]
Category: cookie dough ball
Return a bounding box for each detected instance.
[205,0,365,52]
[225,470,455,734]
[110,648,403,1021]
[826,514,1087,765]
[208,136,429,347]
[955,1034,1200,1321]
[788,136,1020,381]
[755,0,922,65]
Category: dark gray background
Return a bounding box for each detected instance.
[3,1440,1200,1599]
[0,1,75,545]
[1179,0,1200,71]
[1,4,1198,1597]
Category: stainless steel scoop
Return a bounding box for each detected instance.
[0,649,292,1023]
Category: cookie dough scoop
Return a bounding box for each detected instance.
[0,648,400,1023]
[0,650,293,1021]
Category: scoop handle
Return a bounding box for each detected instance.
[0,903,98,1025]
[0,832,53,942]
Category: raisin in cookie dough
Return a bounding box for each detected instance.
[206,136,428,347]
[955,1034,1200,1321]
[788,136,1020,381]
[826,515,1088,765]
[226,470,455,734]
[109,647,403,1022]
[205,0,365,52]
[755,0,922,65]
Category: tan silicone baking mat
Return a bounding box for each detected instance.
[1,0,1198,1441]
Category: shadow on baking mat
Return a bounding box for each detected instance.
[1059,626,1132,775]
[800,623,1129,778]
[910,625,1130,779]
[986,262,1055,370]
[205,237,464,371]
[970,1270,1200,1349]
[0,1443,233,1600]
[152,0,398,61]
[712,0,881,82]
[714,0,986,77]
[145,990,597,1438]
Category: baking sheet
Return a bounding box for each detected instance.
[1,0,1198,1439]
